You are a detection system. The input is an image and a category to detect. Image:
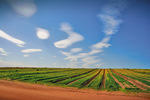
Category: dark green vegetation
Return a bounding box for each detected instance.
[0,68,150,93]
[104,70,121,91]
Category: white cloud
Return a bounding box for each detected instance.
[24,54,29,57]
[91,36,111,49]
[0,30,25,47]
[70,48,82,53]
[21,49,42,53]
[54,23,84,48]
[36,28,50,39]
[0,48,6,53]
[0,48,8,56]
[102,0,127,16]
[61,49,102,62]
[81,56,97,62]
[59,1,127,68]
[7,0,37,17]
[99,14,122,35]
[81,56,101,68]
[98,1,126,35]
[88,49,103,55]
[60,47,103,67]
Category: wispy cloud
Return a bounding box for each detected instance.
[21,49,42,53]
[54,23,84,48]
[0,48,8,56]
[99,0,126,35]
[99,14,122,35]
[7,0,37,17]
[0,30,25,47]
[92,0,126,50]
[36,28,50,39]
[23,54,29,57]
[60,1,127,68]
[70,48,82,53]
[81,56,101,68]
[61,49,102,62]
[91,36,111,49]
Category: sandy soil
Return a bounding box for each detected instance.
[0,80,149,100]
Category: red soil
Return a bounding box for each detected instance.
[0,80,149,100]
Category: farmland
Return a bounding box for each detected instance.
[0,68,150,93]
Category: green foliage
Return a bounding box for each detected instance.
[105,73,120,91]
[121,74,150,86]
[69,70,100,88]
[0,68,149,93]
[120,88,146,93]
[111,71,136,87]
[84,70,103,90]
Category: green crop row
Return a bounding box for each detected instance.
[115,69,150,80]
[84,69,104,90]
[119,73,150,86]
[57,69,97,85]
[69,69,100,88]
[21,69,93,83]
[0,68,149,93]
[110,70,136,88]
[114,69,150,86]
[129,69,150,75]
[21,69,94,84]
[104,70,121,91]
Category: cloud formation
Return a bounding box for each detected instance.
[99,0,126,35]
[99,14,122,35]
[60,1,127,68]
[0,48,8,56]
[91,36,111,49]
[54,23,84,48]
[70,48,82,53]
[0,30,26,47]
[81,56,101,67]
[21,49,42,53]
[36,28,50,39]
[7,0,37,17]
[61,49,102,62]
[24,55,29,57]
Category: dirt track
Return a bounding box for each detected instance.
[0,80,149,100]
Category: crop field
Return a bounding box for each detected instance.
[0,68,150,93]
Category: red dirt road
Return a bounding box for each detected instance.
[0,80,149,100]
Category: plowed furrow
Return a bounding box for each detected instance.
[80,69,101,88]
[99,69,106,89]
[108,70,125,88]
[67,70,98,85]
[52,69,95,83]
[111,69,149,90]
[86,69,102,86]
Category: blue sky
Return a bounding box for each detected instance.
[0,0,150,68]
